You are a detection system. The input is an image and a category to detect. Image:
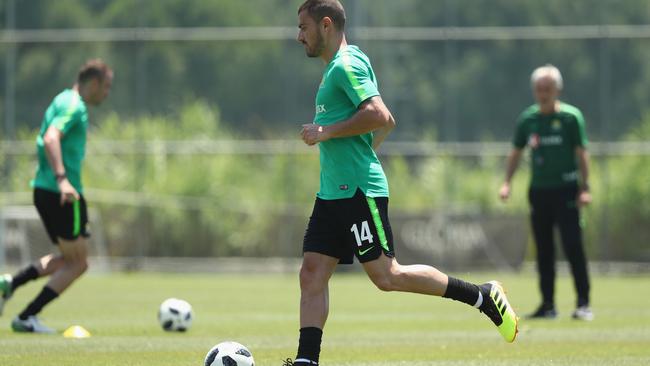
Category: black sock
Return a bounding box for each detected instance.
[18,286,58,320]
[443,276,481,308]
[11,265,39,293]
[295,327,323,365]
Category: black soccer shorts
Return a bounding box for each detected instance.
[33,188,90,244]
[303,189,395,264]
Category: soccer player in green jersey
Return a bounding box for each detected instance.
[0,59,113,333]
[499,64,593,321]
[285,1,518,365]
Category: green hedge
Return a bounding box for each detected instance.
[1,102,648,261]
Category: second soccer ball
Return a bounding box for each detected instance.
[158,298,193,332]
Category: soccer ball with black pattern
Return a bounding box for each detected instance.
[158,298,193,332]
[204,341,255,366]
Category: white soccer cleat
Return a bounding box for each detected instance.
[572,306,594,321]
[11,316,56,334]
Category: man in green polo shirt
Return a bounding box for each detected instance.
[0,59,113,333]
[286,1,519,365]
[500,64,593,321]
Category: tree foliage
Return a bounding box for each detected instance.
[1,0,650,140]
[1,1,649,261]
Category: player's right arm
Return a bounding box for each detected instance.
[302,95,395,146]
[301,55,395,146]
[500,115,527,201]
[371,111,396,151]
[43,126,79,205]
[43,100,82,204]
[499,148,523,201]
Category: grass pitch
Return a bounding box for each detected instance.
[0,271,649,366]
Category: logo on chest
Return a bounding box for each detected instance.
[552,119,562,131]
[316,104,327,114]
[529,133,563,149]
[528,134,540,149]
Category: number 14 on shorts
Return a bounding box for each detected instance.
[350,221,374,246]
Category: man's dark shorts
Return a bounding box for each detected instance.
[34,188,90,244]
[303,189,395,264]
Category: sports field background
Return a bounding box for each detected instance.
[1,272,649,366]
[2,2,650,365]
[2,0,650,265]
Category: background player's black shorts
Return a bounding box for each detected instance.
[33,188,90,244]
[303,189,395,264]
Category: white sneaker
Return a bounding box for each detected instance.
[572,306,594,321]
[11,316,56,334]
[0,274,13,316]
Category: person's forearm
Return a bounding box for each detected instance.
[578,149,590,190]
[372,126,391,151]
[372,116,396,151]
[324,105,393,139]
[43,133,65,176]
[504,150,522,184]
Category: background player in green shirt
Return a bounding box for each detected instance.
[288,2,518,365]
[499,64,593,321]
[0,59,113,333]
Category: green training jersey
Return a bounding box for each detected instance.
[32,89,88,194]
[513,102,588,189]
[313,45,389,200]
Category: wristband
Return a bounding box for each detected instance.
[55,173,66,182]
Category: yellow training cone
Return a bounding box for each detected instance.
[63,325,91,338]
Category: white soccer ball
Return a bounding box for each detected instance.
[204,341,255,366]
[158,298,193,332]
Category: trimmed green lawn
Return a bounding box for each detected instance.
[1,272,648,365]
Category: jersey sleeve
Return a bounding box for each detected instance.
[572,109,589,148]
[333,54,380,108]
[51,96,83,135]
[512,115,528,149]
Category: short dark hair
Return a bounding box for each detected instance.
[298,0,346,31]
[77,58,112,84]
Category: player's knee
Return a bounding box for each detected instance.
[70,257,88,276]
[78,259,89,274]
[368,263,403,292]
[368,270,398,292]
[373,276,394,292]
[299,261,324,290]
[371,273,399,292]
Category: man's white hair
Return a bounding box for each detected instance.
[531,64,563,90]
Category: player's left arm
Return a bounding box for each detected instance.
[573,109,591,207]
[576,146,591,207]
[301,96,395,146]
